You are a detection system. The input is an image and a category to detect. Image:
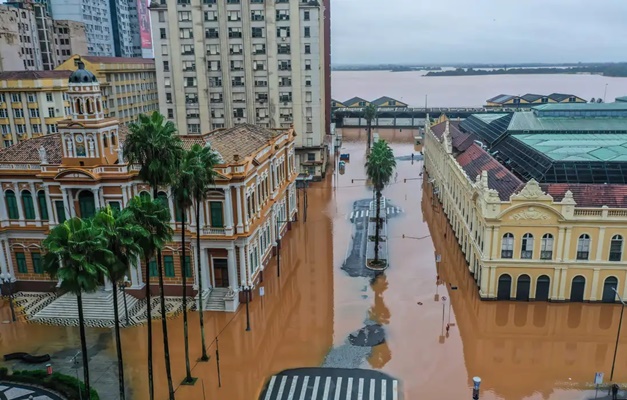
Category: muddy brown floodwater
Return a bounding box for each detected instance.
[2,128,627,400]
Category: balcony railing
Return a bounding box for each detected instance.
[576,251,589,260]
[202,226,225,235]
[501,250,513,259]
[540,251,553,260]
[520,250,533,259]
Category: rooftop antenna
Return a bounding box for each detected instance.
[604,83,608,103]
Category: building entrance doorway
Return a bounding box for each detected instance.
[213,258,229,288]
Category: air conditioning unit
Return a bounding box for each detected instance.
[307,117,311,121]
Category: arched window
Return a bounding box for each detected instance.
[75,99,83,114]
[139,191,151,201]
[111,133,117,146]
[570,276,586,302]
[5,190,19,219]
[609,235,623,262]
[577,234,591,260]
[497,274,512,300]
[501,233,514,259]
[541,234,554,260]
[22,190,35,220]
[103,135,108,148]
[521,233,534,259]
[37,190,48,220]
[602,276,619,303]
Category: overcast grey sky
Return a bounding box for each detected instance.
[331,0,627,65]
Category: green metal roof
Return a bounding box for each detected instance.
[532,103,627,111]
[512,133,627,161]
[616,96,627,103]
[508,111,627,132]
[472,113,509,123]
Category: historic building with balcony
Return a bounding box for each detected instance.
[424,103,627,303]
[0,61,298,313]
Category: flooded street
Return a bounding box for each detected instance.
[3,130,627,399]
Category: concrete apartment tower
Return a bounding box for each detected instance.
[0,1,88,71]
[150,0,331,179]
[49,0,142,57]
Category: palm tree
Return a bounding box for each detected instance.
[365,140,396,266]
[172,150,199,384]
[125,195,173,400]
[364,103,377,150]
[43,218,112,399]
[187,144,220,362]
[126,111,183,400]
[93,206,148,400]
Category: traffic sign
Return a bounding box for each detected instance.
[594,372,604,385]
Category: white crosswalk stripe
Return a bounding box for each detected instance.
[263,373,398,400]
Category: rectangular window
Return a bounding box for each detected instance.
[16,252,27,273]
[164,255,175,277]
[45,93,53,102]
[182,44,194,55]
[305,44,311,54]
[109,201,121,211]
[304,27,310,37]
[55,200,66,223]
[178,11,191,21]
[149,259,158,277]
[48,107,55,118]
[179,28,193,39]
[14,109,24,118]
[11,93,21,102]
[205,28,219,39]
[160,28,167,39]
[32,252,43,273]
[252,27,264,38]
[210,201,224,227]
[304,10,310,20]
[184,256,192,277]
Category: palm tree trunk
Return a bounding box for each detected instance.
[181,212,193,383]
[145,255,154,400]
[112,283,126,400]
[76,292,91,399]
[196,196,209,361]
[374,190,381,263]
[157,248,175,399]
[367,121,372,150]
[154,187,175,399]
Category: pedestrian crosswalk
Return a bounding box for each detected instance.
[262,374,399,400]
[348,207,403,222]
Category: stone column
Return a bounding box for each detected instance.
[590,268,600,301]
[224,187,234,235]
[3,240,14,276]
[227,247,237,290]
[622,270,627,300]
[488,266,497,298]
[91,188,100,209]
[121,184,128,207]
[104,276,113,291]
[44,185,55,226]
[61,187,72,219]
[555,227,565,262]
[68,189,77,217]
[0,184,8,226]
[562,227,573,262]
[13,184,25,226]
[491,227,500,259]
[238,244,247,286]
[190,243,199,289]
[236,185,244,234]
[129,255,143,289]
[30,183,41,226]
[558,267,568,300]
[595,227,606,261]
[0,240,8,275]
[167,190,175,224]
[200,247,211,290]
[483,227,493,260]
[551,268,561,299]
[479,264,488,296]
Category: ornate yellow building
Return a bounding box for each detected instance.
[425,115,627,303]
[0,61,298,312]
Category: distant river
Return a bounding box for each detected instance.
[332,71,627,107]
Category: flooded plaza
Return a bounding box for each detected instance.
[2,129,627,400]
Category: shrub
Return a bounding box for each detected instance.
[0,369,99,400]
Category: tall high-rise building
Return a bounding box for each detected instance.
[49,0,142,57]
[0,2,88,71]
[150,0,331,179]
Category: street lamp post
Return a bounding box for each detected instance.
[242,282,252,331]
[0,272,16,322]
[275,218,293,278]
[335,135,341,190]
[610,287,625,381]
[118,275,131,326]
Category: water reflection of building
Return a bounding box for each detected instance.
[424,104,627,302]
[422,188,627,399]
[0,62,299,312]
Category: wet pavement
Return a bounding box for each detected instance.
[2,127,627,399]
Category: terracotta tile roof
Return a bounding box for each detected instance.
[180,124,284,164]
[431,120,476,152]
[0,70,72,81]
[0,134,62,164]
[81,56,154,64]
[456,144,523,200]
[0,125,128,164]
[541,183,627,208]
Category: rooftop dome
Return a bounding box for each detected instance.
[68,60,97,84]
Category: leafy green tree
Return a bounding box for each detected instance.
[43,218,112,399]
[364,104,377,150]
[125,111,183,400]
[124,195,173,400]
[365,140,396,265]
[93,206,148,400]
[187,144,220,361]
